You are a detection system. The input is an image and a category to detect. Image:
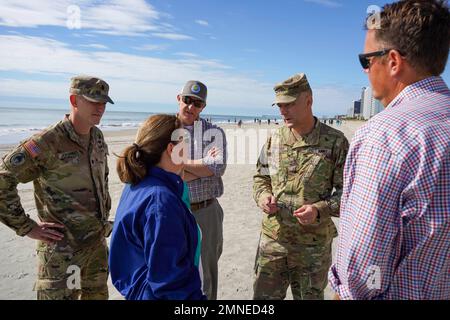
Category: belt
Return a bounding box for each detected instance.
[190,198,215,211]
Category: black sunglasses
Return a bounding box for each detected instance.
[358,49,394,69]
[182,96,205,109]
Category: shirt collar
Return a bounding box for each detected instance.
[183,117,206,133]
[62,114,95,149]
[387,76,448,110]
[285,117,320,148]
[148,166,184,198]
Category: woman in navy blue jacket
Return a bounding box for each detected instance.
[110,114,205,300]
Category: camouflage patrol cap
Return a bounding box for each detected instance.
[180,80,207,102]
[70,75,114,104]
[272,73,311,106]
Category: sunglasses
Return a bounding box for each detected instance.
[358,49,394,70]
[182,96,205,109]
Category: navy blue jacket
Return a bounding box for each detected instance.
[109,166,205,300]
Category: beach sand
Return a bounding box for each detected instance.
[0,120,364,300]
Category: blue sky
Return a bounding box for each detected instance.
[0,0,448,117]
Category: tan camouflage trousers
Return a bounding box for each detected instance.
[34,239,109,300]
[253,232,332,300]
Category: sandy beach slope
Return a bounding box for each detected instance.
[0,120,364,300]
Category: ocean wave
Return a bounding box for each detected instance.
[99,122,142,129]
[0,122,142,135]
[0,127,46,135]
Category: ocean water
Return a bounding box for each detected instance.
[0,107,275,145]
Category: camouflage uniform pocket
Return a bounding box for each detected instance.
[303,155,334,196]
[34,249,76,290]
[284,220,332,245]
[262,214,281,240]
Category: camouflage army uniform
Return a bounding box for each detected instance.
[0,76,113,300]
[253,75,349,300]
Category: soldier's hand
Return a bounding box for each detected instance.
[293,205,318,225]
[260,195,279,214]
[26,222,65,244]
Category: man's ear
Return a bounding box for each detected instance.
[307,93,313,109]
[176,94,181,103]
[303,92,313,109]
[388,50,404,76]
[70,95,77,108]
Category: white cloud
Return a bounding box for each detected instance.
[0,0,185,37]
[133,44,168,51]
[195,19,209,27]
[0,35,272,108]
[81,43,109,50]
[175,52,199,58]
[0,34,358,114]
[304,0,342,8]
[152,32,194,40]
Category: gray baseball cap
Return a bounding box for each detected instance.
[180,80,207,102]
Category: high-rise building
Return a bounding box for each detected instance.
[348,99,362,117]
[354,100,361,115]
[361,86,384,120]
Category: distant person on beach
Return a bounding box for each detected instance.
[253,73,349,300]
[238,119,243,128]
[330,0,450,300]
[176,80,227,300]
[0,75,114,300]
[109,114,205,300]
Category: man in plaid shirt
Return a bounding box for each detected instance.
[177,80,227,300]
[329,0,450,299]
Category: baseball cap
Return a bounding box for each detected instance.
[70,75,114,104]
[180,80,207,103]
[272,73,311,106]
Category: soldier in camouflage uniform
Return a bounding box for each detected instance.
[0,75,114,300]
[253,73,349,300]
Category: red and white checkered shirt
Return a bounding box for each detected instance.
[329,77,450,300]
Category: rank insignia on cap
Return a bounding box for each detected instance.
[23,140,41,159]
[191,84,201,94]
[10,152,26,167]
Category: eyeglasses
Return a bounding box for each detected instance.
[358,49,394,70]
[182,96,205,109]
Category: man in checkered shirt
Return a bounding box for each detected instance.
[329,0,450,299]
[177,80,227,300]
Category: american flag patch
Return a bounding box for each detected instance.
[23,140,41,159]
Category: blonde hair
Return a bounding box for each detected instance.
[116,114,182,185]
